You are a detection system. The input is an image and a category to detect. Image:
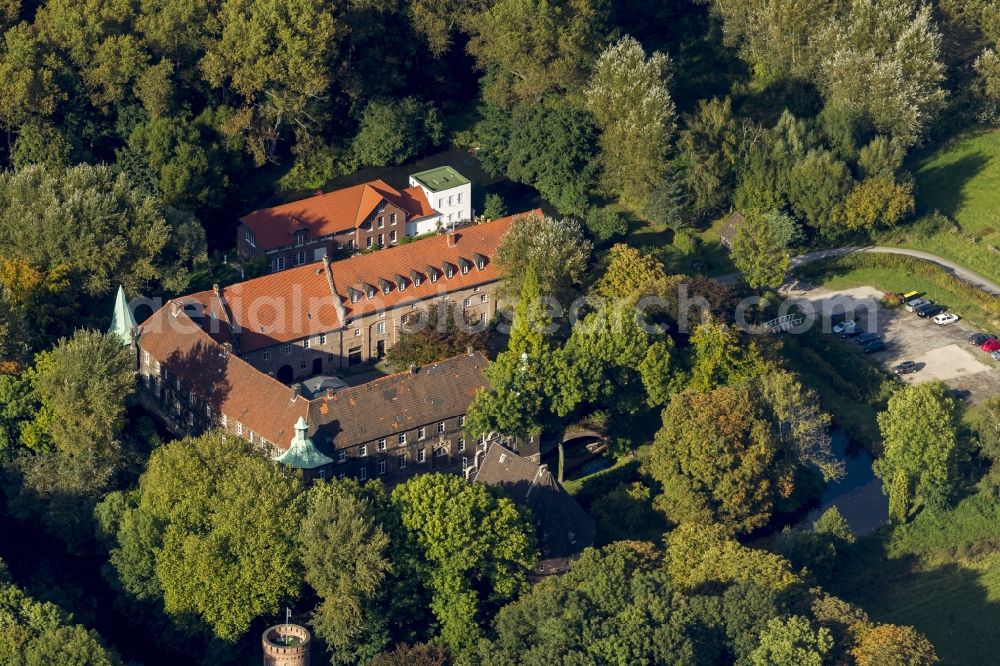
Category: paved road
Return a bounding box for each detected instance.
[719,246,1000,296]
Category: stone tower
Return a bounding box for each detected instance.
[262,623,311,666]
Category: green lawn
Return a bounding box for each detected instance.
[883,128,1000,286]
[620,209,736,277]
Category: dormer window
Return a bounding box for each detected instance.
[379,278,392,295]
[459,257,472,274]
[474,253,487,270]
[427,265,439,283]
[410,270,422,287]
[366,286,376,299]
[395,275,407,291]
[245,229,256,247]
[445,264,454,279]
[295,230,306,247]
[349,288,360,304]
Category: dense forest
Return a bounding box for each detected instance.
[2,0,1000,663]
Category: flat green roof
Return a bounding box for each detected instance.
[410,166,470,192]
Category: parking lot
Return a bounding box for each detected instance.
[783,284,1000,404]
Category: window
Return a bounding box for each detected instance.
[457,192,463,203]
[300,360,306,369]
[359,467,367,480]
[414,276,422,287]
[378,233,384,246]
[481,294,489,303]
[319,334,326,345]
[437,421,445,434]
[481,313,487,324]
[458,436,465,451]
[285,345,293,356]
[295,231,305,247]
[367,288,375,298]
[236,422,244,435]
[351,292,359,303]
[462,264,469,274]
[438,197,444,208]
[263,350,271,361]
[382,284,390,295]
[338,451,346,464]
[245,229,256,247]
[337,241,343,249]
[378,460,386,475]
[377,216,384,228]
[376,322,385,334]
[294,251,305,266]
[464,297,472,307]
[143,350,150,364]
[367,236,373,248]
[398,454,407,469]
[319,469,326,480]
[221,414,228,427]
[433,446,445,458]
[348,239,355,251]
[364,220,373,231]
[377,438,386,451]
[303,338,310,349]
[477,259,485,270]
[448,195,454,205]
[354,328,361,337]
[398,432,406,445]
[446,267,453,278]
[271,257,285,272]
[459,415,466,427]
[390,213,397,225]
[398,280,405,292]
[417,449,426,464]
[248,431,255,444]
[359,444,367,457]
[418,427,426,441]
[390,230,397,242]
[430,272,438,283]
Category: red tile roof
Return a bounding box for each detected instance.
[239,180,438,250]
[139,305,309,449]
[186,211,539,353]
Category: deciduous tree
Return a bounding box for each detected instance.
[494,214,591,302]
[750,615,833,666]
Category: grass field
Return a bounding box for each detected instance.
[840,492,1000,665]
[885,128,1000,286]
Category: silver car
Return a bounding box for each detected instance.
[906,298,931,312]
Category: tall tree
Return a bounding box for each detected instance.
[201,0,343,164]
[466,266,560,439]
[750,615,833,666]
[350,97,444,168]
[494,213,592,302]
[874,382,964,520]
[677,97,743,217]
[466,0,609,108]
[301,479,392,664]
[106,432,305,641]
[586,35,676,207]
[650,385,789,533]
[731,210,792,291]
[390,473,536,652]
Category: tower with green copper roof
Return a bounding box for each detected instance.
[108,285,137,346]
[278,416,334,471]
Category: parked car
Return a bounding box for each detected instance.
[861,340,886,353]
[916,304,946,318]
[950,388,972,401]
[971,333,998,346]
[833,320,857,334]
[906,298,932,312]
[893,361,919,375]
[993,350,1000,362]
[856,333,881,345]
[933,313,960,325]
[840,327,864,339]
[982,339,1000,353]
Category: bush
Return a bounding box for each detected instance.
[584,207,628,242]
[673,230,700,255]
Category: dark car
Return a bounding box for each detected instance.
[916,304,946,318]
[856,333,881,345]
[970,333,997,346]
[861,340,886,353]
[840,327,864,339]
[893,361,919,375]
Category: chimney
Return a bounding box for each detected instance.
[322,253,331,270]
[466,345,474,356]
[170,300,183,317]
[325,387,335,400]
[222,342,233,357]
[409,363,418,374]
[447,231,458,247]
[290,386,300,402]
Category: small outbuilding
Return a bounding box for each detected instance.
[718,210,746,250]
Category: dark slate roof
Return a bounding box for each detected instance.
[308,352,489,449]
[474,443,595,574]
[719,210,746,248]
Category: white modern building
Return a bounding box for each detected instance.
[408,166,473,235]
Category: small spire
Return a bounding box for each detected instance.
[108,285,137,346]
[278,416,334,470]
